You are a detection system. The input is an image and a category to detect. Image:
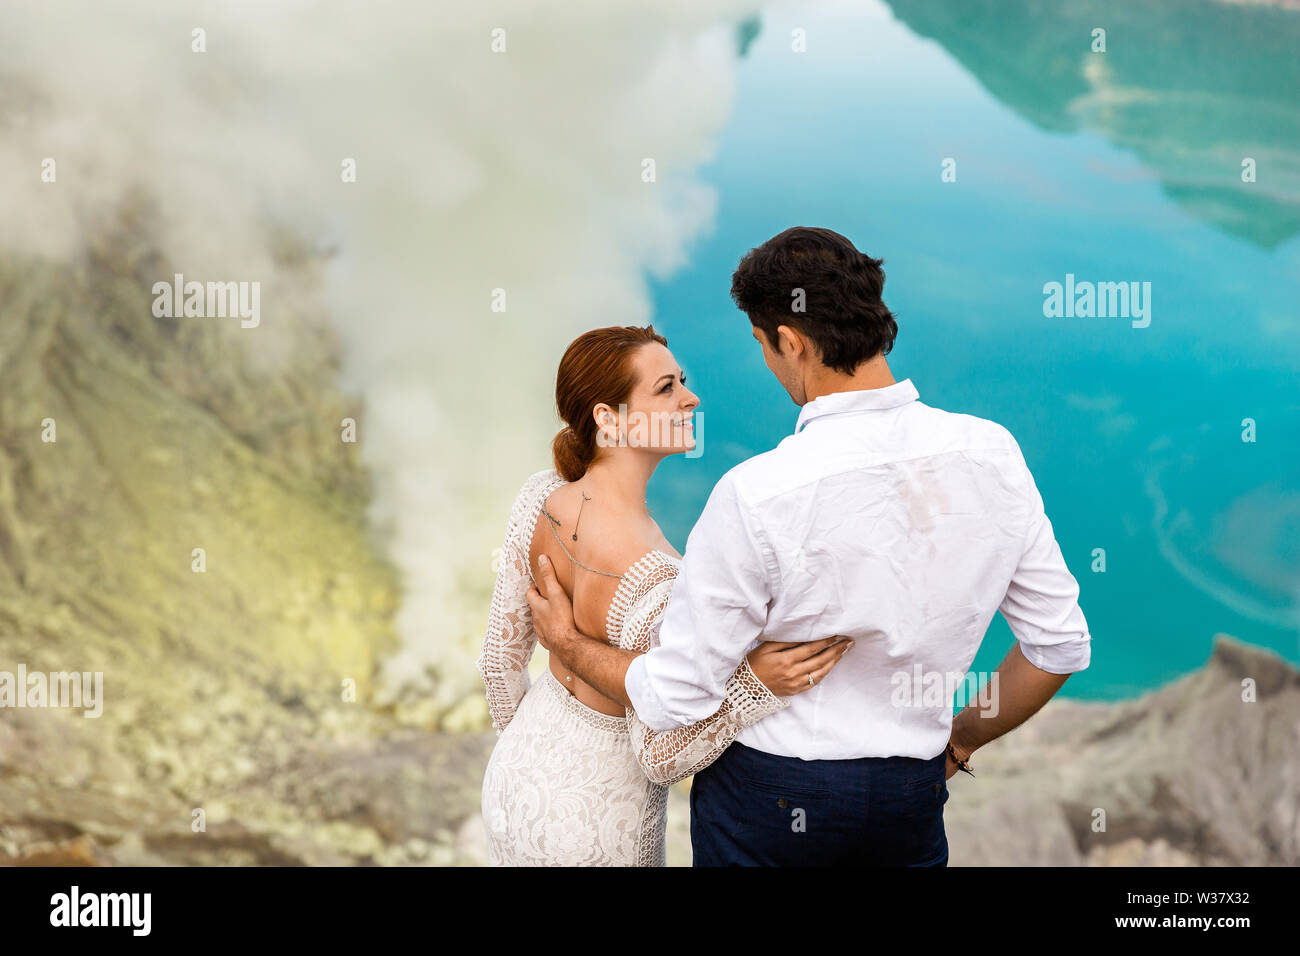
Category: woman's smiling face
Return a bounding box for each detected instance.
[593,342,699,456]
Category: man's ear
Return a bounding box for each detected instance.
[775,324,805,359]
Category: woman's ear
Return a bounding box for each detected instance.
[592,402,618,447]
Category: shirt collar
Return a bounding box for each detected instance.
[794,379,919,433]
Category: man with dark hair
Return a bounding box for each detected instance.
[529,226,1091,866]
[732,225,898,376]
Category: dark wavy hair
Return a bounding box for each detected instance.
[552,325,667,482]
[730,226,897,374]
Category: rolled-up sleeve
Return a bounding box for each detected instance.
[625,472,774,732]
[999,454,1092,675]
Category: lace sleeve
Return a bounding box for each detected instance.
[475,471,558,734]
[619,577,790,786]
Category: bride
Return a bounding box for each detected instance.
[477,324,850,866]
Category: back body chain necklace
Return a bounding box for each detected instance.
[539,484,656,688]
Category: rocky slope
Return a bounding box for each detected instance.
[943,634,1299,866]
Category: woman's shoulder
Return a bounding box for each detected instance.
[512,467,564,506]
[574,512,679,582]
[520,467,564,497]
[505,468,566,530]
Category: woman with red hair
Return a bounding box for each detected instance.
[476,325,847,866]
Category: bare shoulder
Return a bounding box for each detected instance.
[587,518,678,575]
[542,488,675,570]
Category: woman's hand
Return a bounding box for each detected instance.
[746,636,853,697]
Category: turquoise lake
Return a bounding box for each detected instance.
[643,0,1300,700]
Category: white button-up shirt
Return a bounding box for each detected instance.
[624,378,1091,760]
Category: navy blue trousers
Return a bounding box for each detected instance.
[690,740,950,866]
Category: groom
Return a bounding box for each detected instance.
[527,226,1091,866]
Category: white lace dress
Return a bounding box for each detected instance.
[476,469,790,866]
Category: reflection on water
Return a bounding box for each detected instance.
[1144,425,1300,631]
[886,0,1300,248]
